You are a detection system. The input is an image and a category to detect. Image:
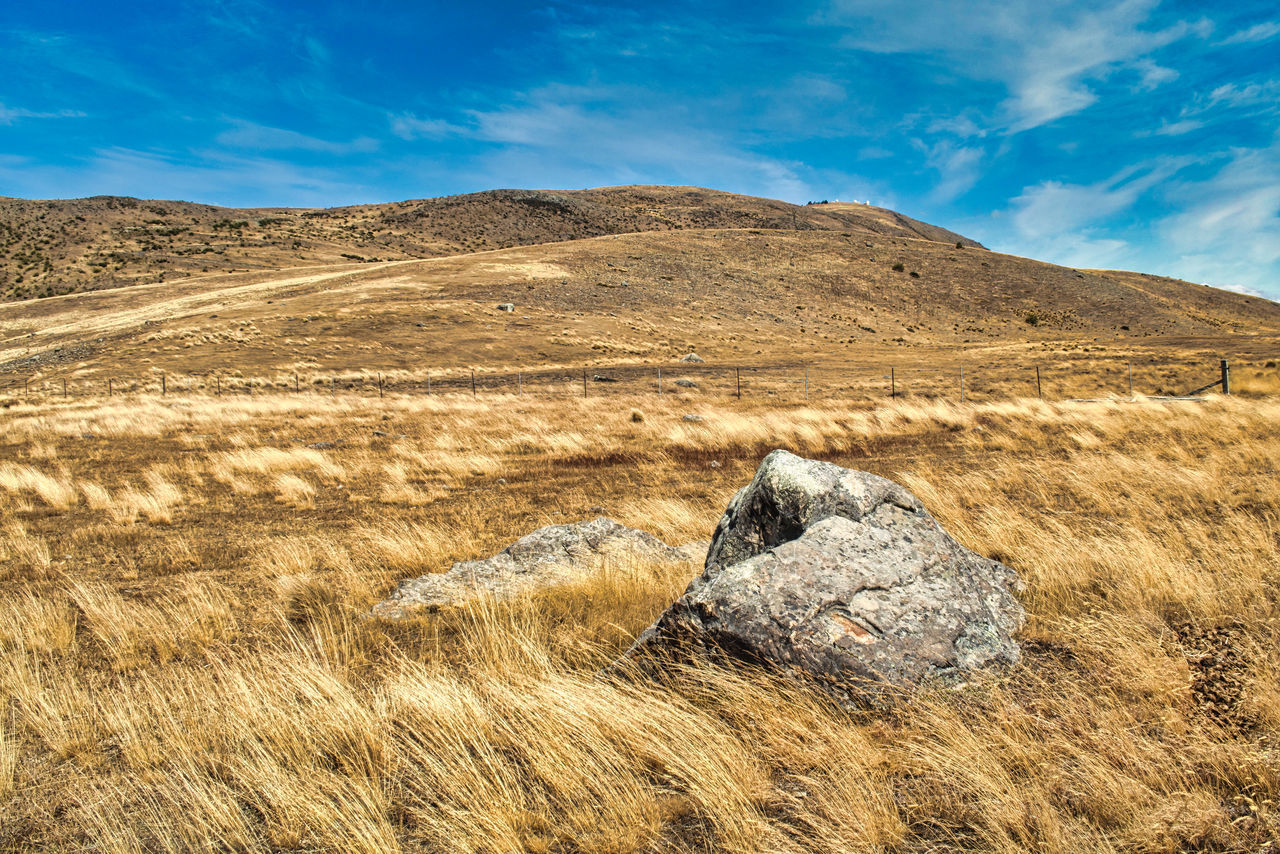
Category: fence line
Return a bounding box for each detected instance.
[0,358,1243,404]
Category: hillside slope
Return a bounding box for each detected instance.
[0,186,979,301]
[1,225,1277,397]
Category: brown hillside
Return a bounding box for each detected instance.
[0,186,979,301]
[2,225,1277,401]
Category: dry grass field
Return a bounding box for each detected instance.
[1,387,1279,852]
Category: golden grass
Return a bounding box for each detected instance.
[0,391,1277,851]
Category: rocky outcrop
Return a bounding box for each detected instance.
[617,450,1025,704]
[373,517,693,618]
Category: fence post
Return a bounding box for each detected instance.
[804,366,809,401]
[736,366,741,399]
[891,367,896,399]
[471,369,477,396]
[216,375,221,396]
[1128,362,1133,397]
[379,373,384,398]
[24,379,27,396]
[960,367,965,403]
[1221,359,1230,395]
[583,368,587,397]
[427,375,431,396]
[294,373,299,393]
[161,373,166,395]
[63,378,67,398]
[1035,366,1041,399]
[108,378,112,397]
[518,371,523,394]
[330,377,335,396]
[658,367,662,396]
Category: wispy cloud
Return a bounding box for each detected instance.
[826,0,1195,132]
[1157,137,1280,292]
[3,29,167,101]
[450,84,824,201]
[1159,78,1280,133]
[1009,159,1189,241]
[1154,118,1204,135]
[215,121,378,155]
[1216,20,1280,45]
[1206,79,1280,110]
[389,113,467,141]
[0,147,374,206]
[920,140,984,203]
[0,103,86,125]
[978,135,1280,298]
[973,156,1198,272]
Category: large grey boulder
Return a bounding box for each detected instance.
[372,517,692,618]
[617,450,1024,704]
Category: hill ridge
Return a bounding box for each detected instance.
[0,185,980,301]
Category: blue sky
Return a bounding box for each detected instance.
[2,1,1278,298]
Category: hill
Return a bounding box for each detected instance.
[0,186,979,301]
[1,185,1277,402]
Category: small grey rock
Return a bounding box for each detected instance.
[675,379,697,388]
[679,353,705,363]
[682,414,704,423]
[373,518,695,617]
[497,303,515,312]
[306,441,336,449]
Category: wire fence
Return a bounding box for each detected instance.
[0,358,1239,404]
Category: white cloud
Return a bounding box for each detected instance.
[0,102,85,125]
[0,147,374,207]
[825,0,1194,132]
[1159,79,1280,134]
[1009,159,1187,240]
[449,85,827,202]
[215,121,378,155]
[977,139,1280,299]
[389,113,466,140]
[1133,58,1179,91]
[922,141,984,203]
[1154,118,1203,135]
[1217,281,1271,299]
[1207,80,1280,109]
[1217,20,1280,45]
[1157,141,1280,293]
[926,115,986,138]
